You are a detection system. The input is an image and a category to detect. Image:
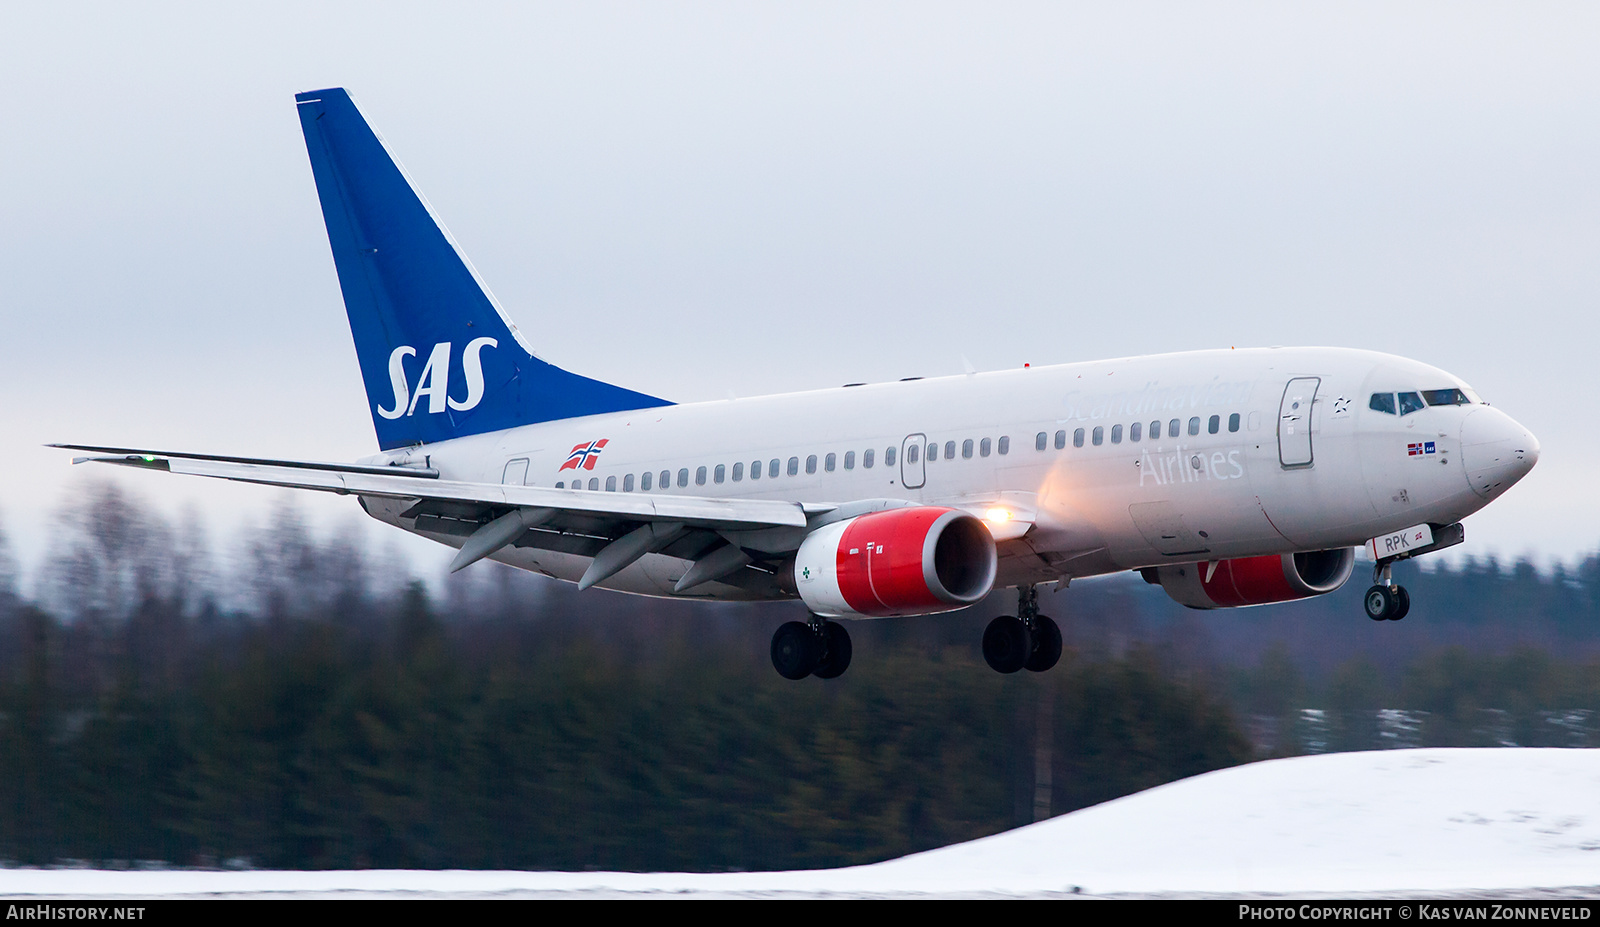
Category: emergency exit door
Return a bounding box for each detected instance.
[901,433,926,489]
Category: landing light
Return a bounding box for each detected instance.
[985,507,1012,523]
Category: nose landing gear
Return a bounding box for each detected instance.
[983,585,1061,674]
[1365,556,1411,621]
[1360,522,1465,622]
[1363,571,1411,621]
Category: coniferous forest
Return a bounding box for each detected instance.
[0,483,1596,871]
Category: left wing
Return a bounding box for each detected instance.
[54,444,824,592]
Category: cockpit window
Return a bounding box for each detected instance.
[1422,388,1472,406]
[1372,388,1474,416]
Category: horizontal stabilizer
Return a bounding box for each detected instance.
[52,444,439,478]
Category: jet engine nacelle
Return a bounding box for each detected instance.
[793,506,997,618]
[1146,548,1356,609]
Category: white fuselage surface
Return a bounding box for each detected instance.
[358,346,1536,602]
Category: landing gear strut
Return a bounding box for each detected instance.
[983,585,1061,674]
[771,616,852,680]
[1363,560,1410,621]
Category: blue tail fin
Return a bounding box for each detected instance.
[295,88,671,451]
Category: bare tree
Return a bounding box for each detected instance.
[42,481,176,624]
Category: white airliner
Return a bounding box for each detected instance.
[58,88,1540,680]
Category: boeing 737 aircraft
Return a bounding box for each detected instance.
[58,88,1540,680]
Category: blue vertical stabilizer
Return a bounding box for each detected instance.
[295,88,671,450]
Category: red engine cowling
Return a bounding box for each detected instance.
[1145,548,1355,609]
[793,507,997,618]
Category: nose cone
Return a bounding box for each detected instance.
[1461,407,1539,499]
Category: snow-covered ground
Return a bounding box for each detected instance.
[3,748,1598,898]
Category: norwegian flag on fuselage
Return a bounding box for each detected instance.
[560,439,609,471]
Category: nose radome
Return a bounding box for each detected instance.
[1461,407,1539,499]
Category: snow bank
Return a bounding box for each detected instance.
[3,748,1597,897]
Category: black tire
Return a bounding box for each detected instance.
[1364,585,1395,621]
[1025,615,1062,673]
[771,621,819,679]
[812,622,853,679]
[983,615,1032,674]
[1389,586,1410,621]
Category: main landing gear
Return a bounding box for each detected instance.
[983,585,1062,674]
[1364,559,1411,621]
[771,617,852,680]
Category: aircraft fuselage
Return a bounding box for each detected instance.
[359,345,1537,602]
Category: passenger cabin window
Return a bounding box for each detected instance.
[588,477,599,491]
[660,470,670,490]
[944,440,956,459]
[825,452,836,472]
[1130,422,1142,442]
[606,476,617,492]
[980,437,991,457]
[769,459,780,478]
[1169,418,1180,437]
[642,471,653,491]
[1398,392,1426,415]
[926,443,937,462]
[1229,413,1241,433]
[788,457,799,476]
[962,439,973,459]
[1073,428,1084,448]
[1188,417,1200,436]
[695,466,707,486]
[843,451,855,470]
[1208,415,1220,435]
[1110,424,1122,444]
[906,444,918,464]
[750,460,761,479]
[714,464,725,483]
[1092,426,1104,446]
[733,462,744,481]
[885,447,896,466]
[678,468,689,488]
[623,473,634,492]
[1036,432,1047,451]
[863,448,874,468]
[806,455,818,474]
[997,436,1009,455]
[1056,430,1068,450]
[1150,420,1161,439]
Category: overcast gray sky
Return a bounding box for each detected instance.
[3,2,1596,584]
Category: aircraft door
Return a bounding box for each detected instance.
[901,433,926,489]
[1278,378,1320,469]
[502,458,529,485]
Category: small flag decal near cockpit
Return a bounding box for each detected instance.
[560,439,609,471]
[1407,441,1436,457]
